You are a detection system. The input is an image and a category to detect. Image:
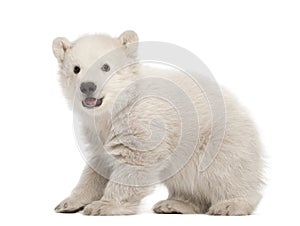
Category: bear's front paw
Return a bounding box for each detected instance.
[82,200,138,216]
[55,197,85,213]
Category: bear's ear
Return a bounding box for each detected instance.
[118,30,139,46]
[52,37,72,62]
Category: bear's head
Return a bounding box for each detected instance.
[52,30,139,115]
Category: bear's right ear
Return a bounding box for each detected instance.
[118,30,139,47]
[52,37,72,62]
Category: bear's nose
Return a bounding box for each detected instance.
[80,82,97,95]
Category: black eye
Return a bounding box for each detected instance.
[73,66,81,74]
[101,63,110,72]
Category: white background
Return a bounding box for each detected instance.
[0,0,299,225]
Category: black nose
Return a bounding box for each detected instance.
[80,82,97,95]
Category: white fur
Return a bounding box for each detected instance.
[53,31,264,216]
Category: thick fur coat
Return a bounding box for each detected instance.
[53,31,264,215]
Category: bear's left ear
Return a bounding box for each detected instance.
[52,37,72,62]
[118,30,139,46]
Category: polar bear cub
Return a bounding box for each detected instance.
[53,30,264,216]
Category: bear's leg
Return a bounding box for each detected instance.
[207,194,261,216]
[55,165,108,213]
[153,199,199,214]
[82,167,154,216]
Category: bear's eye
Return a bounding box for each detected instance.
[101,63,110,72]
[73,66,81,74]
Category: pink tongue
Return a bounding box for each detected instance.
[84,98,97,106]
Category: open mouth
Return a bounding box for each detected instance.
[82,97,104,109]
